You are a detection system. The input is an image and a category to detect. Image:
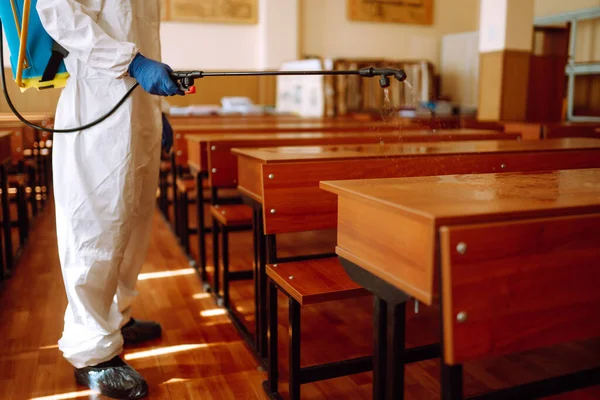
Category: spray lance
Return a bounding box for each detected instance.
[0,0,407,133]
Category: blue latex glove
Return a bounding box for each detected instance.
[162,113,173,154]
[128,53,184,96]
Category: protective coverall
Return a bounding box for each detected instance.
[36,0,166,370]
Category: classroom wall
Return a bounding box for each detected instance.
[302,0,481,69]
[160,0,299,70]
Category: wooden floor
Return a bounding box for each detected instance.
[0,198,599,400]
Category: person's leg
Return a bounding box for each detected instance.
[114,130,162,342]
[53,80,151,400]
[54,94,136,368]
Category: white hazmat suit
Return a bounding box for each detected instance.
[37,0,163,368]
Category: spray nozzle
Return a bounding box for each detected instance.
[359,67,408,88]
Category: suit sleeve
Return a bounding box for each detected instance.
[36,0,138,78]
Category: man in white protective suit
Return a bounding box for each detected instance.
[37,1,183,398]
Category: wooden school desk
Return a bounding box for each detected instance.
[185,129,520,285]
[167,119,446,233]
[503,121,600,140]
[232,138,600,375]
[321,169,600,400]
[172,119,428,168]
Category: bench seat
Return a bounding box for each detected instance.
[266,257,369,305]
[210,204,253,227]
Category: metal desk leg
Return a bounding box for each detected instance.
[0,164,13,273]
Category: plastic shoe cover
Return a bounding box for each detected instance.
[74,356,148,399]
[121,318,162,345]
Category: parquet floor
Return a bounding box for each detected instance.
[0,197,598,399]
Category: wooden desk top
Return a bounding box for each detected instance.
[173,120,429,133]
[321,169,600,365]
[233,138,600,163]
[185,129,508,144]
[320,168,600,226]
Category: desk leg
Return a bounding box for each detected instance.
[257,208,267,358]
[252,205,261,350]
[340,257,440,400]
[171,152,179,232]
[388,302,406,400]
[212,216,220,298]
[373,297,387,400]
[0,164,12,273]
[441,364,463,400]
[195,173,208,288]
[266,280,279,395]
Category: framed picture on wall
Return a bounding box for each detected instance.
[347,0,434,25]
[161,0,258,24]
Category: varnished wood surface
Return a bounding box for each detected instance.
[169,115,376,126]
[265,258,369,305]
[173,120,448,134]
[173,118,451,166]
[323,168,600,303]
[323,169,600,305]
[188,130,518,187]
[543,123,600,139]
[0,199,599,399]
[504,122,543,140]
[232,137,600,163]
[185,129,509,144]
[236,138,600,236]
[210,204,253,226]
[321,168,600,227]
[440,214,600,365]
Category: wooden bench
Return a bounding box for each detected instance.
[210,204,253,307]
[232,137,600,398]
[543,122,600,139]
[264,258,374,399]
[168,118,470,238]
[321,169,600,400]
[170,118,407,212]
[186,129,521,293]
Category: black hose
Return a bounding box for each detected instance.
[0,20,140,133]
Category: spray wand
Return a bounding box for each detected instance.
[170,67,407,94]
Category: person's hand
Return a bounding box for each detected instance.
[162,113,174,155]
[128,53,184,96]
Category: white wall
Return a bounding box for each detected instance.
[161,0,298,71]
[159,22,260,70]
[441,31,480,109]
[302,0,481,68]
[479,0,534,52]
